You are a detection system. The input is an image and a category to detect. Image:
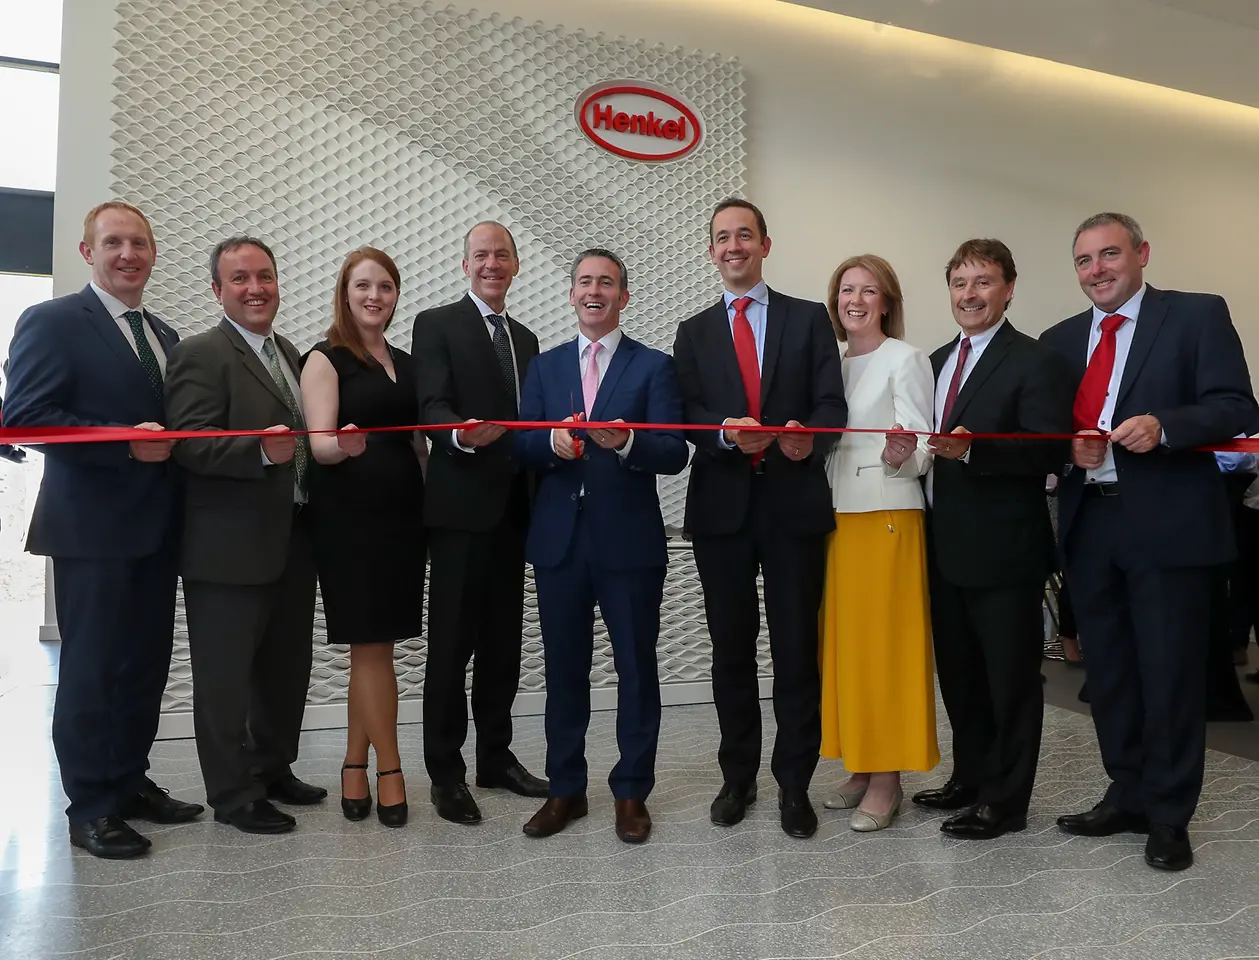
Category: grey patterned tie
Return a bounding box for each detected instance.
[122,310,163,398]
[485,314,518,415]
[261,337,309,492]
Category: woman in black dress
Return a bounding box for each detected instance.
[300,246,425,827]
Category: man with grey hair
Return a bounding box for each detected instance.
[412,221,546,824]
[513,248,687,843]
[1040,212,1258,871]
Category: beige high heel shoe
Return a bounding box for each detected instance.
[850,786,903,832]
[823,778,869,810]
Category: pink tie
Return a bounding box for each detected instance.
[582,341,603,416]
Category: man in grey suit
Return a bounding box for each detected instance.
[165,236,325,834]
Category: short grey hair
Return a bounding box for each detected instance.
[462,221,519,261]
[569,247,628,290]
[1073,212,1144,251]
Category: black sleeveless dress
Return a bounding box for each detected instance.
[307,341,425,644]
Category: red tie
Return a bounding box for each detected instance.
[730,296,762,463]
[939,337,971,428]
[1073,314,1127,431]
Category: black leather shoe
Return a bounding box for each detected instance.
[1145,824,1193,871]
[940,803,1027,839]
[340,764,372,822]
[69,815,151,859]
[266,774,328,806]
[475,760,549,798]
[1057,802,1149,837]
[710,782,757,826]
[214,799,296,834]
[778,788,818,839]
[431,782,482,824]
[376,769,408,828]
[121,779,205,824]
[911,778,978,811]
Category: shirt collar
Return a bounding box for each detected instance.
[90,281,142,320]
[723,281,769,310]
[577,326,623,358]
[957,317,1006,353]
[1091,283,1146,328]
[225,316,272,351]
[468,290,507,319]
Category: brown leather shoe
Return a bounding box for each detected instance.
[615,799,651,843]
[522,795,588,838]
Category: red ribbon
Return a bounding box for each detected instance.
[1,421,1257,452]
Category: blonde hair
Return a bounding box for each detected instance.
[826,254,905,341]
[82,201,155,247]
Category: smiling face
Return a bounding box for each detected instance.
[709,206,770,295]
[569,255,629,340]
[836,266,887,340]
[79,208,155,308]
[345,257,398,334]
[213,243,280,334]
[948,259,1014,336]
[462,223,519,312]
[1073,222,1149,314]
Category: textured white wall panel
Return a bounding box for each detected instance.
[107,0,756,721]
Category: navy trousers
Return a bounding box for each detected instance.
[51,548,177,824]
[533,508,663,800]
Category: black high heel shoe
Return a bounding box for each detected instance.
[376,769,408,828]
[341,764,372,821]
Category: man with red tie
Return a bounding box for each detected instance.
[910,239,1072,840]
[1040,213,1258,871]
[673,198,846,838]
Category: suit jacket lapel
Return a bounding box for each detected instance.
[945,320,1015,430]
[1116,285,1165,409]
[706,299,747,413]
[591,336,635,422]
[759,289,786,408]
[559,339,584,418]
[457,294,507,386]
[217,318,290,409]
[81,286,150,382]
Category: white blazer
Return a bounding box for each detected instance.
[825,336,934,513]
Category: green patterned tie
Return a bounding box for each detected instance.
[122,310,164,398]
[261,337,310,493]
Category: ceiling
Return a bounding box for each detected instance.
[783,0,1259,110]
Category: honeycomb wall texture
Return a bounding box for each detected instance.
[107,0,760,712]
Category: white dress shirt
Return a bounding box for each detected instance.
[717,280,769,449]
[452,290,522,452]
[90,281,167,374]
[925,319,1006,505]
[553,327,635,480]
[226,317,304,500]
[1083,285,1146,484]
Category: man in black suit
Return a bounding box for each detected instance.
[911,239,1072,840]
[673,198,846,839]
[412,221,547,824]
[165,236,326,835]
[4,201,203,859]
[1040,213,1258,871]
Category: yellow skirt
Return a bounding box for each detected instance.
[819,510,939,772]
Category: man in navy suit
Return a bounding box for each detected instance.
[3,202,203,859]
[515,248,688,843]
[1040,212,1258,871]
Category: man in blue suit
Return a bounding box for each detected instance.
[515,248,688,843]
[3,202,203,859]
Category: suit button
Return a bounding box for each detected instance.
[582,453,590,460]
[570,493,577,500]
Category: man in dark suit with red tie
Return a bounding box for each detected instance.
[910,239,1073,840]
[673,199,847,838]
[1040,212,1258,871]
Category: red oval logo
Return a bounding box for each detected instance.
[576,82,704,163]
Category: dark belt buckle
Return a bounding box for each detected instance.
[1088,482,1120,497]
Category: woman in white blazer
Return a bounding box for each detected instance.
[819,254,939,831]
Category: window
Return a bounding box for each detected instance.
[0,67,58,192]
[0,0,63,65]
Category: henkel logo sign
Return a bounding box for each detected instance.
[576,82,704,162]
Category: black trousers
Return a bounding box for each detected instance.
[929,569,1045,815]
[52,546,177,824]
[184,514,317,814]
[423,482,528,785]
[1066,493,1211,827]
[691,478,826,792]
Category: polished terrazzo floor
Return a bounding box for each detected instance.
[2,683,1258,960]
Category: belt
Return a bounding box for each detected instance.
[751,460,768,476]
[1083,482,1121,497]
